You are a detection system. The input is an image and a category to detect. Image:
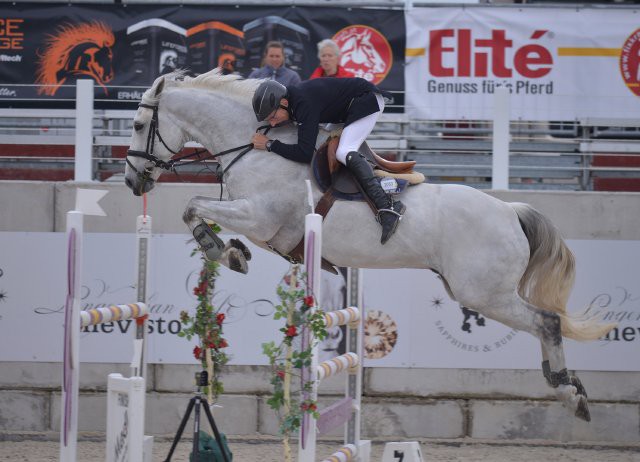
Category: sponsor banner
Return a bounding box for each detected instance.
[406,7,640,120]
[0,3,404,108]
[0,232,637,371]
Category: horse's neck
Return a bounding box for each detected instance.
[165,88,254,151]
[166,88,309,196]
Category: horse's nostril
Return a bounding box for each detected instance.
[125,177,132,188]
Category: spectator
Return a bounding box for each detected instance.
[248,41,301,86]
[309,39,354,79]
[218,53,238,75]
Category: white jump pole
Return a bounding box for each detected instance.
[60,210,83,462]
[298,203,322,462]
[134,214,151,378]
[75,79,94,182]
[492,85,510,190]
[298,181,370,462]
[60,190,152,462]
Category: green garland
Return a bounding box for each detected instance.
[262,264,327,438]
[178,223,229,400]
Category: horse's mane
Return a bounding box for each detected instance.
[36,21,114,96]
[142,69,262,107]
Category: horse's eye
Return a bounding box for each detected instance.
[134,122,144,132]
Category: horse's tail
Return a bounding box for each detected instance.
[511,202,616,341]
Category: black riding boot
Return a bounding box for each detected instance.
[345,152,405,244]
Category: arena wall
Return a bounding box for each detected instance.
[0,181,638,443]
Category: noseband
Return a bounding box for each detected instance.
[126,102,271,189]
[126,103,184,187]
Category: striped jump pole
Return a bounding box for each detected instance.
[60,199,152,462]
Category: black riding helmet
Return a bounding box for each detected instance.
[252,80,287,122]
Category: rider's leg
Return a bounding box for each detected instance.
[336,95,405,244]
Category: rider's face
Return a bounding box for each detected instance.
[266,103,290,127]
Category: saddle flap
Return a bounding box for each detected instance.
[359,141,416,174]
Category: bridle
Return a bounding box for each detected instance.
[126,102,271,191]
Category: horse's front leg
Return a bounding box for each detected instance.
[183,196,280,274]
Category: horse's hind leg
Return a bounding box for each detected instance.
[540,343,590,421]
[480,296,590,421]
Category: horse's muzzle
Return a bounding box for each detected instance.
[125,175,154,196]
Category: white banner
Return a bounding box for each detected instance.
[0,232,637,371]
[405,7,640,120]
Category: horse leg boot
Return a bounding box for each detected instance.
[346,152,405,244]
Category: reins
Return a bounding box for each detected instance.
[126,101,271,190]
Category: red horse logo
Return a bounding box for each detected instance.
[333,25,392,85]
[36,21,115,96]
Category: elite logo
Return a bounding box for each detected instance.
[333,25,392,85]
[36,21,114,96]
[620,28,640,97]
[429,29,553,79]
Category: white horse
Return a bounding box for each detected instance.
[124,70,614,422]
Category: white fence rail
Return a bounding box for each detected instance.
[0,80,639,190]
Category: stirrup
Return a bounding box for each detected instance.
[376,201,406,223]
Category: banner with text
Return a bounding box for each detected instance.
[405,7,640,120]
[0,3,404,108]
[0,232,637,371]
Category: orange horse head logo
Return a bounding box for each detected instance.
[36,21,115,96]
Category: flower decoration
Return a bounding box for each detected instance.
[262,265,327,461]
[178,222,229,401]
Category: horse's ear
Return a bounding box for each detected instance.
[154,77,165,97]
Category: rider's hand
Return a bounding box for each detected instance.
[251,133,269,150]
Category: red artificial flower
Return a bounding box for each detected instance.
[301,402,317,412]
[218,338,228,348]
[216,313,225,325]
[285,325,297,338]
[276,370,285,379]
[193,345,202,360]
[304,296,314,307]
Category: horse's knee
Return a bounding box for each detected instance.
[183,205,197,226]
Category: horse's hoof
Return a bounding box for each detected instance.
[230,238,252,261]
[228,249,248,274]
[575,395,591,422]
[570,375,587,398]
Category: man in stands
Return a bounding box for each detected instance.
[248,41,301,86]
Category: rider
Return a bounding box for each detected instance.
[250,77,405,245]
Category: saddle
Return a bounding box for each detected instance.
[283,133,425,273]
[312,134,424,203]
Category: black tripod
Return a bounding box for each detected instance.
[164,370,230,462]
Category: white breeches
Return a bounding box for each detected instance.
[335,93,385,165]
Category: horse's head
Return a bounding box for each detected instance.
[125,75,184,196]
[125,69,265,196]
